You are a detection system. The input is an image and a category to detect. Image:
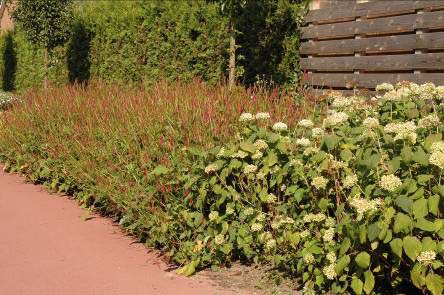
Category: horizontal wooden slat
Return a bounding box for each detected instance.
[305,73,444,88]
[305,1,444,24]
[300,32,444,55]
[307,89,376,97]
[302,11,444,40]
[301,53,444,72]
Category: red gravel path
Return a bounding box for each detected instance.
[0,168,241,295]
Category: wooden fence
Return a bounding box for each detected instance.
[300,1,444,91]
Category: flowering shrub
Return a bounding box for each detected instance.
[0,91,14,110]
[167,82,444,294]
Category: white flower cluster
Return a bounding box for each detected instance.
[255,112,271,120]
[256,213,266,222]
[430,151,444,169]
[303,212,326,223]
[431,141,444,153]
[376,83,394,92]
[231,150,248,159]
[362,117,379,129]
[323,263,337,280]
[417,250,436,263]
[384,121,417,143]
[303,147,319,156]
[418,114,440,129]
[243,164,258,174]
[251,151,263,160]
[272,122,288,132]
[216,147,226,158]
[289,159,302,167]
[330,159,348,170]
[244,207,255,216]
[300,229,310,238]
[325,217,335,228]
[266,193,277,204]
[254,139,268,150]
[343,174,358,188]
[326,252,337,263]
[331,95,353,108]
[239,112,254,122]
[209,211,219,221]
[226,207,235,215]
[323,227,335,243]
[312,176,328,190]
[298,119,314,128]
[205,163,218,174]
[323,111,349,128]
[380,174,402,192]
[311,127,324,138]
[251,223,263,232]
[419,82,437,100]
[271,216,294,229]
[304,253,315,264]
[215,234,225,245]
[265,239,276,250]
[296,137,311,147]
[349,196,383,216]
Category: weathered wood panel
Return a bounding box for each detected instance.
[301,53,444,72]
[300,32,444,55]
[302,11,444,40]
[305,1,444,24]
[306,73,444,88]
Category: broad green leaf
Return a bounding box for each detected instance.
[335,255,350,275]
[411,263,426,288]
[413,198,428,219]
[393,212,412,233]
[395,196,413,213]
[355,252,371,269]
[363,270,375,294]
[418,174,434,186]
[339,237,351,256]
[403,236,422,261]
[416,218,436,232]
[426,273,444,295]
[390,238,403,258]
[351,277,363,295]
[240,141,256,153]
[150,165,170,175]
[412,147,428,165]
[367,223,380,242]
[422,237,437,251]
[428,195,440,216]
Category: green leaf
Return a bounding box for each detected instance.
[266,152,278,167]
[150,165,170,176]
[418,175,434,186]
[411,263,426,288]
[355,252,371,269]
[390,238,403,258]
[403,236,422,262]
[426,273,444,295]
[393,212,412,233]
[395,195,413,213]
[367,223,380,242]
[428,195,440,216]
[351,277,363,295]
[413,198,428,219]
[363,270,375,294]
[239,142,256,153]
[339,237,351,256]
[335,255,350,275]
[416,218,436,232]
[412,147,429,165]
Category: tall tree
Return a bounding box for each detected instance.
[219,0,246,90]
[12,0,73,88]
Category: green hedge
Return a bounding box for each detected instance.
[0,0,307,91]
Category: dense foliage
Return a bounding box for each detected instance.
[12,0,73,51]
[1,80,444,294]
[0,0,307,91]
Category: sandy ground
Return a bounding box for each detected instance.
[0,167,251,295]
